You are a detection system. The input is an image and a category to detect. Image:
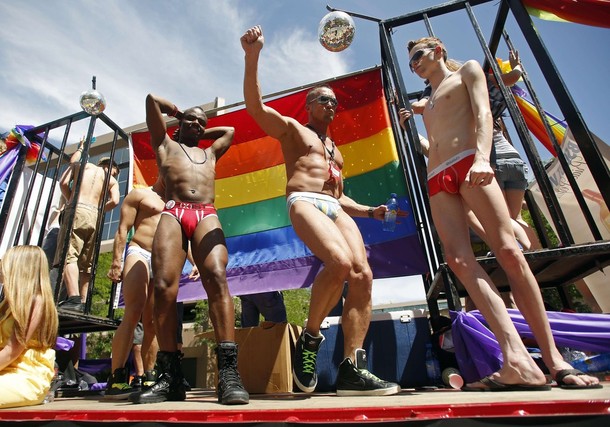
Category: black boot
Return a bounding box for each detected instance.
[216,342,249,405]
[129,351,186,404]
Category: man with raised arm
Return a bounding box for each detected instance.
[241,25,400,396]
[405,36,600,390]
[129,95,249,405]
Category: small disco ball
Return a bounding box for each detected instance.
[79,90,106,115]
[318,11,355,52]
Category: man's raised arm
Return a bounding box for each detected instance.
[241,25,292,140]
[206,126,235,161]
[146,94,181,151]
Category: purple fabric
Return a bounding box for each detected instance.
[78,357,111,375]
[55,336,75,352]
[117,236,428,306]
[471,309,610,353]
[0,145,19,184]
[450,311,502,383]
[451,309,610,382]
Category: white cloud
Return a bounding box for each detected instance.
[0,0,350,138]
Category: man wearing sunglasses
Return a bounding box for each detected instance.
[241,25,400,397]
[406,36,600,391]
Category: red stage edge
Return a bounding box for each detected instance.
[0,400,609,425]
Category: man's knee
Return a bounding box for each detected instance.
[202,262,229,287]
[495,245,526,272]
[326,252,353,277]
[349,262,373,284]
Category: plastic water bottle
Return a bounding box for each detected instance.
[383,193,398,232]
[571,352,610,373]
[425,342,441,386]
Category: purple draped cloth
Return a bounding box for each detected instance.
[450,309,610,382]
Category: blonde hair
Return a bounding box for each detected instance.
[407,37,448,63]
[0,245,58,348]
[446,58,463,72]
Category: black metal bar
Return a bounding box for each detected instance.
[0,143,28,244]
[325,4,381,22]
[85,127,120,314]
[482,0,510,71]
[524,189,552,248]
[379,21,443,274]
[54,116,98,305]
[33,128,56,247]
[107,281,119,320]
[97,112,130,142]
[422,13,435,37]
[26,110,90,136]
[20,129,51,245]
[507,0,610,211]
[464,2,574,245]
[47,120,76,300]
[502,31,602,241]
[383,0,494,28]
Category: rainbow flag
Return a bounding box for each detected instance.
[131,68,428,302]
[511,85,567,157]
[523,0,610,29]
[0,125,44,184]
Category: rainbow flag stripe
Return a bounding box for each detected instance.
[131,68,428,300]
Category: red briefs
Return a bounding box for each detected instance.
[161,200,218,239]
[427,149,475,197]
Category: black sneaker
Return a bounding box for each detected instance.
[293,330,325,393]
[104,368,134,400]
[58,296,84,313]
[336,349,401,396]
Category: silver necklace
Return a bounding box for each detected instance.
[177,141,208,165]
[428,72,453,110]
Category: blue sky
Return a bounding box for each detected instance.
[1,0,608,163]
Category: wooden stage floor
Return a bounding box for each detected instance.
[1,383,608,425]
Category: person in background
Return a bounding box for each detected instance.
[242,25,400,397]
[105,179,164,399]
[0,245,59,408]
[54,139,120,312]
[239,291,288,327]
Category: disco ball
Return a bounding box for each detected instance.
[79,90,106,115]
[318,11,355,52]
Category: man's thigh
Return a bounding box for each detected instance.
[289,200,351,263]
[152,215,187,285]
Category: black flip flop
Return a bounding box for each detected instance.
[462,375,551,392]
[555,369,603,389]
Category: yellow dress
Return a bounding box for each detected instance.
[0,302,55,409]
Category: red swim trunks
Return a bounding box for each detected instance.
[161,200,218,239]
[427,150,476,197]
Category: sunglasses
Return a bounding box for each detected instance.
[309,95,338,107]
[409,48,435,72]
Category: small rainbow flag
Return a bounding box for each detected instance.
[523,0,610,29]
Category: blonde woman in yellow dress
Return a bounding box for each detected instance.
[0,245,59,408]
